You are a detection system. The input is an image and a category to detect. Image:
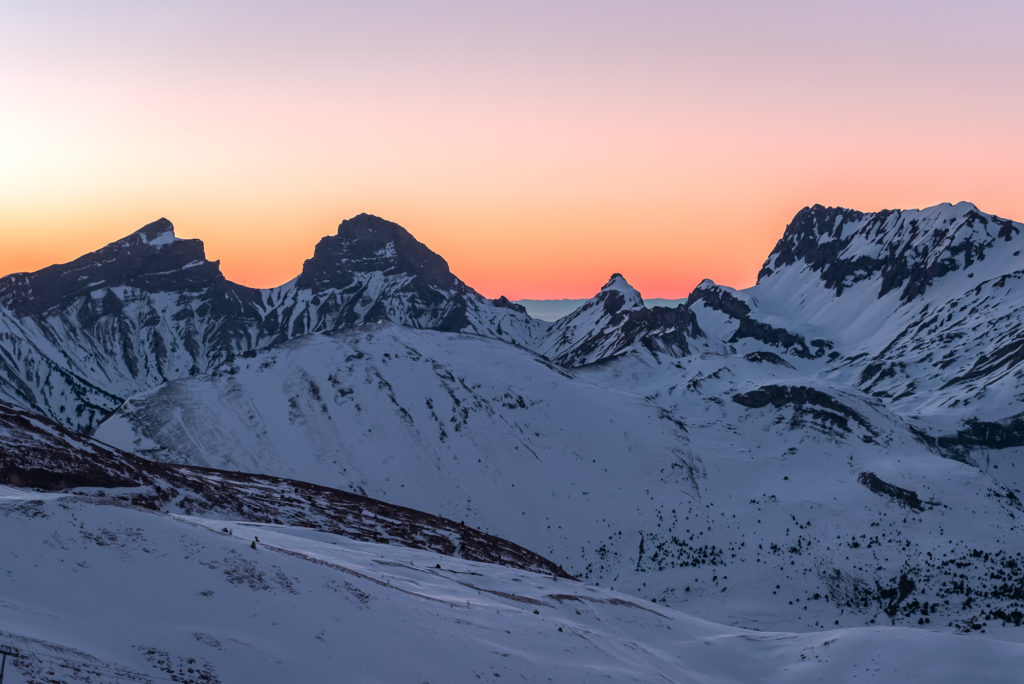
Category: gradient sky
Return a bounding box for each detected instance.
[2,1,1023,299]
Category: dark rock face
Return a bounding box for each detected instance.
[544,274,704,367]
[915,414,1024,455]
[688,280,831,359]
[269,212,541,339]
[490,296,528,314]
[857,472,925,511]
[628,305,703,354]
[732,384,875,438]
[730,318,823,359]
[602,290,628,316]
[297,213,459,292]
[687,280,751,319]
[0,219,251,317]
[0,399,573,579]
[757,206,872,291]
[758,203,1022,302]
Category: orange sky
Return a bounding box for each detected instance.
[2,2,1023,299]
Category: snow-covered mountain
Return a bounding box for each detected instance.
[96,324,1024,635]
[9,203,1024,436]
[0,219,261,431]
[0,214,543,432]
[537,274,703,367]
[266,213,546,348]
[690,202,1024,444]
[516,297,688,322]
[6,202,1024,672]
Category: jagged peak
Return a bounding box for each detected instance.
[691,278,719,292]
[0,217,229,317]
[490,295,528,314]
[759,200,1022,299]
[687,279,752,318]
[769,202,1012,259]
[789,201,989,234]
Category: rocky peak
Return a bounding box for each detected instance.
[0,218,223,316]
[596,273,644,314]
[490,295,528,314]
[687,279,752,319]
[757,203,1023,301]
[296,214,459,292]
[537,272,702,366]
[130,217,179,247]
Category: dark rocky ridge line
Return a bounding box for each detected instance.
[0,399,573,579]
[541,274,704,367]
[687,281,833,359]
[732,384,877,440]
[0,219,258,317]
[912,413,1024,464]
[758,203,1021,302]
[4,201,1024,441]
[857,472,926,512]
[0,213,546,431]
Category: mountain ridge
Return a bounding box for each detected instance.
[0,214,546,430]
[5,201,1024,661]
[4,201,1024,432]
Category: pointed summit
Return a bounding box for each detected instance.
[537,272,700,367]
[598,273,644,312]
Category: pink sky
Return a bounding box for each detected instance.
[2,1,1022,298]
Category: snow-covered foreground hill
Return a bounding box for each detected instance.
[1,485,1021,684]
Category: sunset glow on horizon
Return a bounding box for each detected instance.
[3,1,1023,299]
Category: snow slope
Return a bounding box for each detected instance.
[1,486,1022,683]
[97,324,1024,636]
[7,396,1021,682]
[95,324,701,581]
[0,397,569,577]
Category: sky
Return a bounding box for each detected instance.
[2,1,1023,299]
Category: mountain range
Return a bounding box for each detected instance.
[2,202,1024,681]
